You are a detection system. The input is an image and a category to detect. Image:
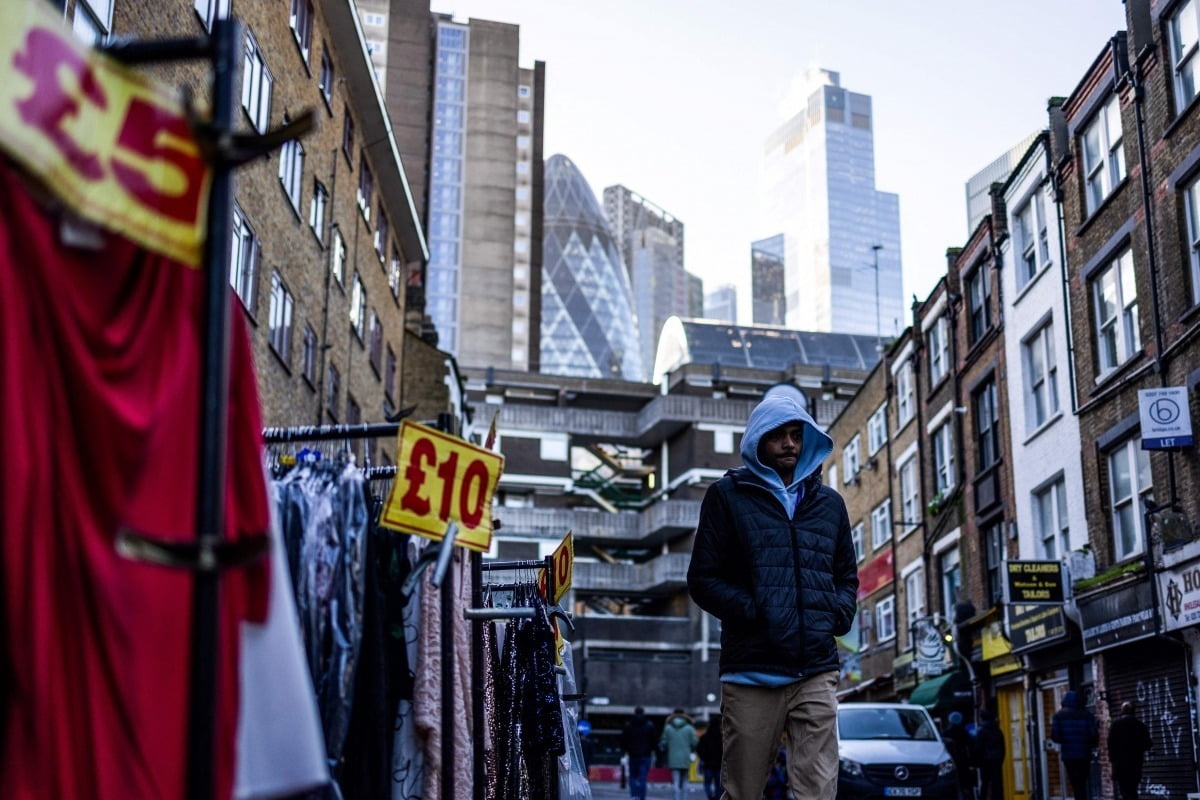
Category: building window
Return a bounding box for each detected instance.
[940,547,961,619]
[1023,321,1059,430]
[329,228,347,287]
[928,315,949,387]
[843,435,862,480]
[326,363,340,420]
[967,261,992,345]
[318,48,334,105]
[1092,248,1140,375]
[974,378,1000,471]
[896,361,915,427]
[241,30,273,134]
[342,114,355,163]
[1082,94,1125,215]
[374,205,389,259]
[364,12,385,26]
[357,156,373,221]
[984,521,1005,606]
[1016,189,1051,288]
[1183,177,1200,306]
[1034,478,1069,559]
[268,271,293,364]
[871,500,892,550]
[350,273,366,340]
[289,0,313,62]
[932,422,956,495]
[278,135,304,213]
[194,0,229,32]
[905,567,925,649]
[230,205,260,312]
[899,457,919,533]
[867,403,888,455]
[1170,0,1200,114]
[309,180,327,241]
[73,0,113,43]
[875,595,896,643]
[1108,438,1153,561]
[384,344,397,403]
[389,245,403,301]
[851,522,865,564]
[301,323,317,386]
[368,309,383,374]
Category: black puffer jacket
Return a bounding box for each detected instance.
[688,467,858,677]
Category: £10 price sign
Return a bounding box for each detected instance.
[538,531,574,605]
[380,421,504,552]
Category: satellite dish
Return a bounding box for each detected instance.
[762,382,809,412]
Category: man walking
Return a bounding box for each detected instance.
[621,706,658,800]
[1108,701,1152,800]
[1051,690,1099,800]
[688,393,858,800]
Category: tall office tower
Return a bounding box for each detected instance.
[603,186,685,283]
[760,68,903,336]
[687,273,705,318]
[373,2,546,371]
[704,283,738,324]
[542,155,643,379]
[964,131,1040,233]
[751,234,786,325]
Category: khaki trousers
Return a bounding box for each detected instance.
[720,672,838,800]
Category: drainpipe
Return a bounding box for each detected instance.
[316,147,338,425]
[1047,101,1081,415]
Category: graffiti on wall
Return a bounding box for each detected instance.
[1136,675,1188,760]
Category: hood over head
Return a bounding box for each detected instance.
[741,393,833,488]
[1062,690,1080,710]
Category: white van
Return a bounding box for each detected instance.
[836,702,961,799]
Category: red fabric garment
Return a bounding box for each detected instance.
[0,157,270,800]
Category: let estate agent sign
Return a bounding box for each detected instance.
[1138,387,1193,449]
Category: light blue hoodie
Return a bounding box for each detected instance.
[740,393,833,519]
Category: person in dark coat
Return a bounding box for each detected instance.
[972,708,1005,800]
[1108,701,1153,800]
[688,394,858,800]
[621,706,659,800]
[942,711,974,798]
[695,715,723,800]
[1051,690,1099,800]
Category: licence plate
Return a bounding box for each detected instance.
[884,789,921,797]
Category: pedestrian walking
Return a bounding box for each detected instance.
[695,715,723,799]
[688,393,858,800]
[659,708,699,800]
[1051,690,1099,800]
[942,711,975,798]
[1108,701,1152,800]
[622,706,660,800]
[972,708,1005,800]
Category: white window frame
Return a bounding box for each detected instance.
[1023,320,1059,430]
[967,262,992,344]
[289,0,314,63]
[843,435,861,480]
[932,422,956,495]
[867,403,888,455]
[1169,0,1200,114]
[1184,177,1200,306]
[230,205,259,312]
[1033,478,1070,560]
[871,499,892,550]
[194,0,229,32]
[268,271,294,363]
[1016,189,1051,288]
[1091,248,1140,376]
[319,49,334,105]
[241,30,273,134]
[1108,438,1153,561]
[851,521,865,564]
[875,595,896,643]
[330,228,346,286]
[903,564,925,649]
[899,457,919,534]
[73,0,113,43]
[357,156,374,221]
[1082,94,1125,215]
[309,180,327,241]
[350,272,366,340]
[302,323,318,385]
[928,315,949,387]
[279,136,304,213]
[896,361,915,427]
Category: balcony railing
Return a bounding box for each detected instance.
[493,501,702,543]
[574,553,691,594]
[487,395,759,443]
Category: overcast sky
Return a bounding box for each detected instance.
[429,1,1128,326]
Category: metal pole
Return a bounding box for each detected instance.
[872,244,883,353]
[187,17,240,800]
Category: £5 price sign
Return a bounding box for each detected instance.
[380,421,504,552]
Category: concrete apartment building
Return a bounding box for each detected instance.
[86,0,428,442]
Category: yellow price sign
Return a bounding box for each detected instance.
[380,421,504,552]
[538,531,574,604]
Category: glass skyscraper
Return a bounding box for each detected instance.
[760,68,903,337]
[541,155,643,379]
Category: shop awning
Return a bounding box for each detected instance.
[908,670,969,714]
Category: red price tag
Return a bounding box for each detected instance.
[380,421,504,551]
